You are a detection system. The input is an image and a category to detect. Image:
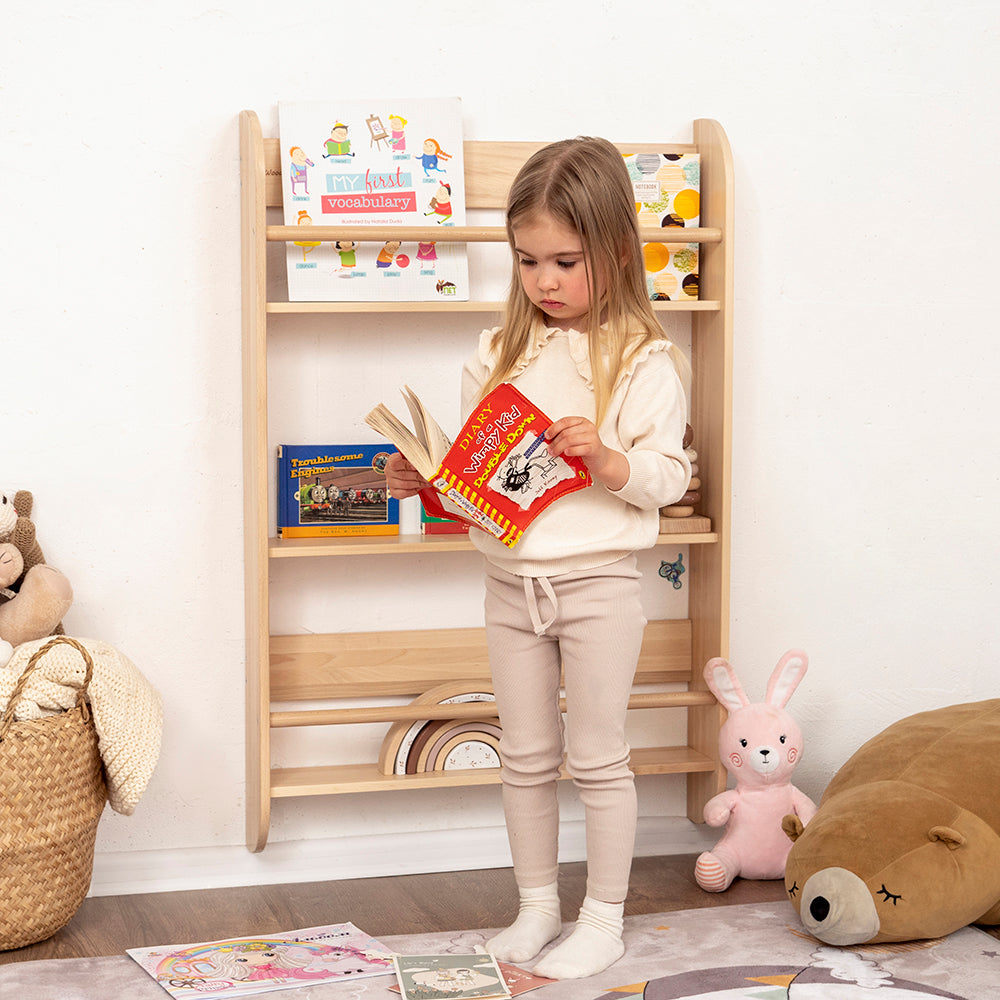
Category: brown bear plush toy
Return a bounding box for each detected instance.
[0,490,72,650]
[782,699,1000,944]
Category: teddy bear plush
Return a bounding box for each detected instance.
[0,490,47,579]
[0,490,72,656]
[782,698,1000,944]
[694,650,817,892]
[0,543,21,664]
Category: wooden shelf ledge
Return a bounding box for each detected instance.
[266,299,721,314]
[268,517,717,559]
[270,690,718,730]
[268,619,697,702]
[270,745,718,798]
[267,224,722,245]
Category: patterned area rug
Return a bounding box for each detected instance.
[2,901,997,999]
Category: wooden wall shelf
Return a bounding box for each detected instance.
[240,110,733,852]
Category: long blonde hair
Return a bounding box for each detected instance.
[481,136,690,422]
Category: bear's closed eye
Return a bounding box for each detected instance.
[877,884,902,905]
[787,881,799,898]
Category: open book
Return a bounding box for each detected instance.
[365,382,591,547]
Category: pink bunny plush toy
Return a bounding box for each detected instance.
[695,650,817,892]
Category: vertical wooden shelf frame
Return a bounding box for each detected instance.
[240,110,733,852]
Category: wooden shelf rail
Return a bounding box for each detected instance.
[267,224,722,245]
[270,745,720,799]
[270,690,719,729]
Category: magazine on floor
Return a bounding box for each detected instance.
[126,921,395,998]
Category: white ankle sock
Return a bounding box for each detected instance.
[532,896,625,980]
[486,882,562,964]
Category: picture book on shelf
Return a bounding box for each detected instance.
[127,921,395,999]
[365,382,591,548]
[421,505,471,535]
[276,444,398,539]
[392,953,513,1000]
[278,98,468,302]
[624,150,700,302]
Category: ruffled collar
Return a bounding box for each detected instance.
[478,320,675,391]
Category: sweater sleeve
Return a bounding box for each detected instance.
[606,348,691,511]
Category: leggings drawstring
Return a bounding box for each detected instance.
[523,574,558,636]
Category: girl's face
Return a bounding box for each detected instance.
[512,211,592,331]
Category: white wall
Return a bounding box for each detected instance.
[4,0,999,895]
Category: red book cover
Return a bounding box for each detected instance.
[366,382,591,548]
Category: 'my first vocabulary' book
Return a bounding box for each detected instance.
[364,383,591,548]
[278,98,468,302]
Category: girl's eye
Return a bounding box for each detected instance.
[518,257,536,267]
[557,260,577,269]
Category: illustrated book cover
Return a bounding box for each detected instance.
[278,98,468,302]
[365,382,592,548]
[126,921,395,999]
[276,444,398,539]
[624,151,700,301]
[389,958,554,997]
[392,953,513,999]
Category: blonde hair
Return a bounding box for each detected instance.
[482,136,690,423]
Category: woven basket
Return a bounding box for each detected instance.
[0,636,108,951]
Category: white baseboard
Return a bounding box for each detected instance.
[89,818,717,897]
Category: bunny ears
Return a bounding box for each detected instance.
[704,650,809,714]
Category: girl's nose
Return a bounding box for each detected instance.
[538,266,559,291]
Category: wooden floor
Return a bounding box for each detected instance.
[1,854,790,964]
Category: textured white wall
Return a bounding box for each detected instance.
[3,0,998,892]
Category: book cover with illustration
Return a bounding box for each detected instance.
[276,444,399,538]
[390,959,554,997]
[127,922,395,998]
[624,151,700,302]
[392,953,512,1000]
[278,98,468,302]
[365,383,592,548]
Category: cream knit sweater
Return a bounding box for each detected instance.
[462,325,691,578]
[0,635,163,815]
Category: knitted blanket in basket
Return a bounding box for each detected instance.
[0,635,162,815]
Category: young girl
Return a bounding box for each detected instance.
[385,136,691,980]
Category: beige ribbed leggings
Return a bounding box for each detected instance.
[484,556,645,903]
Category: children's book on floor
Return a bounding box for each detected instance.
[276,444,399,538]
[390,959,554,997]
[392,953,514,999]
[365,382,592,548]
[126,922,395,999]
[278,97,469,302]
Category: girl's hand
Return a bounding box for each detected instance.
[545,416,629,491]
[385,451,430,499]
